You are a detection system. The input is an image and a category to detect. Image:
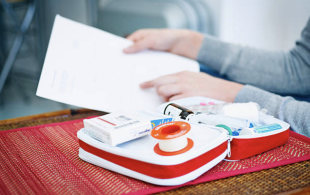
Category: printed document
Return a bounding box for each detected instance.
[36,15,199,112]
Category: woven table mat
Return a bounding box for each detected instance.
[0,110,104,131]
[0,117,309,195]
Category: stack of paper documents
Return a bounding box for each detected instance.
[37,15,199,112]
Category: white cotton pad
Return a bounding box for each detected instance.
[221,102,260,122]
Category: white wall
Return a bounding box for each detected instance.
[218,0,310,50]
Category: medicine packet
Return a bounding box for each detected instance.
[83,110,173,146]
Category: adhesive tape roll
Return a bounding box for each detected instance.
[151,121,193,156]
[158,135,188,152]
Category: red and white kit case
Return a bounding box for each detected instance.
[78,100,290,186]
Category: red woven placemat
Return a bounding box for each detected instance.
[0,118,309,195]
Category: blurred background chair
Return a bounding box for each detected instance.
[87,0,98,27]
[97,0,215,37]
[0,0,43,103]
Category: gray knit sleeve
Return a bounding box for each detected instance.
[234,85,310,137]
[197,18,310,96]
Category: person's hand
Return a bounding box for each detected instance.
[140,71,244,102]
[123,29,203,60]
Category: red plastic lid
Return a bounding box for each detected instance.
[151,121,191,140]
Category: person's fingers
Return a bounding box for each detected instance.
[153,74,178,87]
[124,30,148,53]
[140,74,178,89]
[123,38,154,53]
[126,34,139,42]
[156,84,181,100]
[126,29,152,41]
[140,80,154,88]
[126,30,144,41]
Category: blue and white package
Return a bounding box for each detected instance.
[151,118,174,129]
[254,123,282,134]
[134,110,174,129]
[239,123,282,136]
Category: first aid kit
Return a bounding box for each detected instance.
[77,98,290,186]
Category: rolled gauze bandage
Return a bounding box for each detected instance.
[151,121,193,156]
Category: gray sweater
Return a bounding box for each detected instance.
[197,17,310,137]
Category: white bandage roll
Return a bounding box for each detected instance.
[158,135,188,152]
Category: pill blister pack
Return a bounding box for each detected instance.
[185,103,223,115]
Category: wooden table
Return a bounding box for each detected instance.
[0,109,310,195]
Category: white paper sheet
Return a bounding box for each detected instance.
[36,15,199,112]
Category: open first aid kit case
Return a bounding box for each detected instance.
[77,97,290,186]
